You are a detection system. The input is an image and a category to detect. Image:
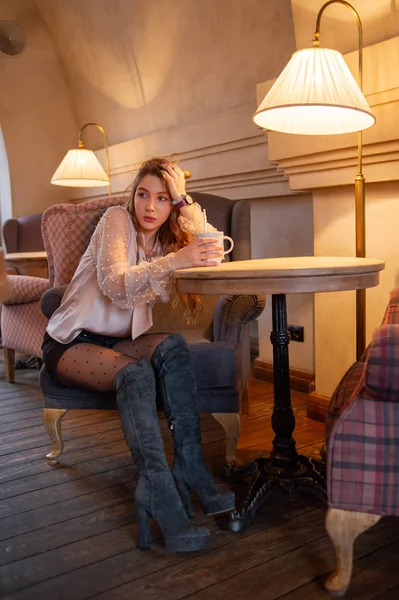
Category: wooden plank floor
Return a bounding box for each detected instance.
[1,365,399,600]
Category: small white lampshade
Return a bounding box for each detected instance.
[253,47,376,135]
[51,148,110,187]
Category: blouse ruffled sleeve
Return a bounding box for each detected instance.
[94,206,176,309]
[177,202,218,235]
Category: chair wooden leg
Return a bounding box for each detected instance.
[325,507,381,596]
[42,408,69,465]
[241,381,250,416]
[212,412,242,464]
[4,347,15,383]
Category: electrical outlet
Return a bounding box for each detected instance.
[288,324,304,342]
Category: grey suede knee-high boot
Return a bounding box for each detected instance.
[115,360,209,552]
[151,333,235,517]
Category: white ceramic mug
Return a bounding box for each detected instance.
[196,230,234,264]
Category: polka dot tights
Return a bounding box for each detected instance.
[56,333,169,392]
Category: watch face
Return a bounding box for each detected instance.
[185,194,194,205]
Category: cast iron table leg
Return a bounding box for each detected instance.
[227,293,326,532]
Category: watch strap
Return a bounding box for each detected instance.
[172,194,192,209]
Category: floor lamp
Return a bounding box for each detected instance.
[253,0,376,360]
[51,122,111,198]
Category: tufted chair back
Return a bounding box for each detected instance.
[43,196,126,288]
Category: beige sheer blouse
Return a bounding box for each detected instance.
[47,203,216,343]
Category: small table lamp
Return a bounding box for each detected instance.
[51,122,111,197]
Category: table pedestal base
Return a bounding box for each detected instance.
[223,293,327,531]
[226,454,326,532]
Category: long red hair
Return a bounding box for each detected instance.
[125,157,202,320]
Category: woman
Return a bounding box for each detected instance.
[43,158,235,553]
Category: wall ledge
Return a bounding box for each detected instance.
[79,104,296,202]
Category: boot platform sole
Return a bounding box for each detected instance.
[203,494,236,516]
[163,534,209,553]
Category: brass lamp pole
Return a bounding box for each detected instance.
[78,122,111,198]
[313,0,366,359]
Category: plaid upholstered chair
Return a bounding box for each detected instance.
[324,288,399,596]
[32,194,264,468]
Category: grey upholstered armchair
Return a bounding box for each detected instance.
[2,213,44,256]
[38,193,265,468]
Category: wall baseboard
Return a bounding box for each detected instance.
[306,391,330,423]
[253,358,315,394]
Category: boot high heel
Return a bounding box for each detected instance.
[173,450,235,517]
[135,474,209,552]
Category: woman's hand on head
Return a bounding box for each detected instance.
[171,238,223,269]
[162,162,186,201]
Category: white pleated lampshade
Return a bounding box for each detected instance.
[51,148,110,187]
[253,47,376,135]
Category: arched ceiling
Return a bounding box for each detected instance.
[33,0,399,151]
[34,0,297,148]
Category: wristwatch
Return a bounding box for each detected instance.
[171,193,194,210]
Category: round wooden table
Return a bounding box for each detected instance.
[174,256,385,531]
[174,256,384,295]
[0,248,11,303]
[5,251,47,271]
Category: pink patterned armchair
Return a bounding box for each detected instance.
[1,197,125,382]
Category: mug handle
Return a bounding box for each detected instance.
[222,235,234,255]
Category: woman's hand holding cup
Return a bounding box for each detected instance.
[172,236,223,269]
[195,231,234,265]
[172,231,234,269]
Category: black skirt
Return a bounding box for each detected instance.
[42,330,121,381]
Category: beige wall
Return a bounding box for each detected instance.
[1,0,297,217]
[314,181,399,395]
[0,0,78,218]
[251,194,314,372]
